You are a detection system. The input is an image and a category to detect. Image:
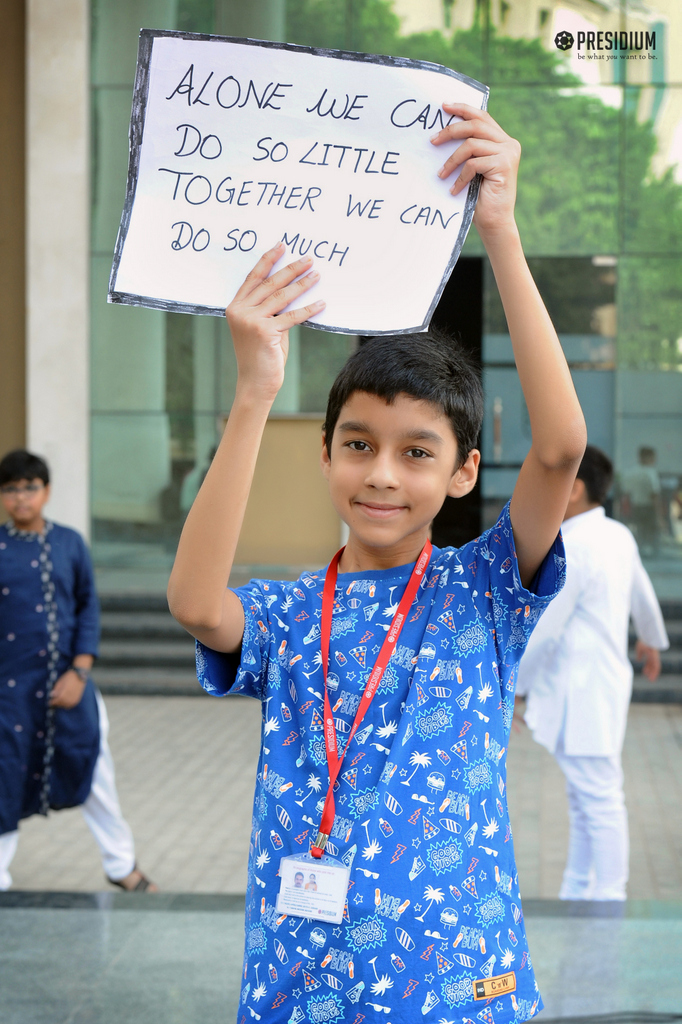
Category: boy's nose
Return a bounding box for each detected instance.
[364,453,400,489]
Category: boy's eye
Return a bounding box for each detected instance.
[347,440,371,452]
[406,448,430,459]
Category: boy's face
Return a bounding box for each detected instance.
[0,478,51,528]
[321,392,479,561]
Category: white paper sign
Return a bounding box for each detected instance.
[109,31,488,335]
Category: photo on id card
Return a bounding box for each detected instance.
[276,854,350,924]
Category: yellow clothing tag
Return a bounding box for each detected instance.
[473,971,516,1000]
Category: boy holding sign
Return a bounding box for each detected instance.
[169,106,585,1024]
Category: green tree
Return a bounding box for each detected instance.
[286,0,399,52]
[272,1,682,367]
[178,0,214,34]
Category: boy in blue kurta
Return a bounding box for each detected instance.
[0,450,155,892]
[169,105,586,1024]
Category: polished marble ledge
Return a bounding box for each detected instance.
[1,897,681,1023]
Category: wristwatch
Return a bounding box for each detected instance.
[71,665,89,683]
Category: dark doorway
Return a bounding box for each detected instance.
[430,257,483,549]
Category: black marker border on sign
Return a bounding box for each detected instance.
[108,28,489,336]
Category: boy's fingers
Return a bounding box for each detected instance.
[437,138,498,179]
[442,102,502,128]
[229,242,285,305]
[259,270,321,316]
[450,156,497,194]
[431,116,507,147]
[441,101,483,116]
[274,299,326,330]
[247,256,314,307]
[48,683,64,706]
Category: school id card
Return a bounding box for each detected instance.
[276,853,350,924]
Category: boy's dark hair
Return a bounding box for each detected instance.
[576,445,613,505]
[0,449,50,487]
[324,330,483,466]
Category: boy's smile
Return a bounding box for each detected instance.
[321,391,479,572]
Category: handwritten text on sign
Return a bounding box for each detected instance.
[109,32,488,335]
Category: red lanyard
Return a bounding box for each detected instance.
[310,540,432,859]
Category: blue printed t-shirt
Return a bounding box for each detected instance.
[197,504,565,1024]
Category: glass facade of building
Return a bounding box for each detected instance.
[91,0,682,595]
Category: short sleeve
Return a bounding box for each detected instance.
[195,580,273,700]
[462,501,566,663]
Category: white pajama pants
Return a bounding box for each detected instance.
[0,692,136,890]
[554,742,628,901]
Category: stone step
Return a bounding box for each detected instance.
[92,666,201,697]
[629,620,682,650]
[99,593,170,613]
[97,640,196,669]
[630,647,682,674]
[665,620,682,645]
[98,640,682,673]
[98,592,682,617]
[92,593,682,699]
[91,666,682,702]
[95,638,682,676]
[658,648,682,673]
[100,611,190,640]
[100,611,682,647]
[659,599,682,620]
[631,673,682,703]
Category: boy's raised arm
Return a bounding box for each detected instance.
[432,105,587,587]
[167,245,324,652]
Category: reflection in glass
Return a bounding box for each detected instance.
[614,257,682,590]
[488,87,621,257]
[481,256,616,529]
[622,85,682,254]
[618,257,682,370]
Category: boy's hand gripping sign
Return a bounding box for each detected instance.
[109,30,488,335]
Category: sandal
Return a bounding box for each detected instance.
[107,864,158,892]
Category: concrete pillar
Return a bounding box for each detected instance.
[0,0,26,464]
[90,0,177,525]
[26,0,89,535]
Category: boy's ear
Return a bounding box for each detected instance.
[568,476,586,506]
[320,433,331,480]
[446,449,480,498]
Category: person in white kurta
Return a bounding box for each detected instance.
[517,446,669,901]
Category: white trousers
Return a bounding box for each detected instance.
[554,743,629,901]
[0,692,136,890]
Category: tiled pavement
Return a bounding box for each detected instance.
[7,698,682,900]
